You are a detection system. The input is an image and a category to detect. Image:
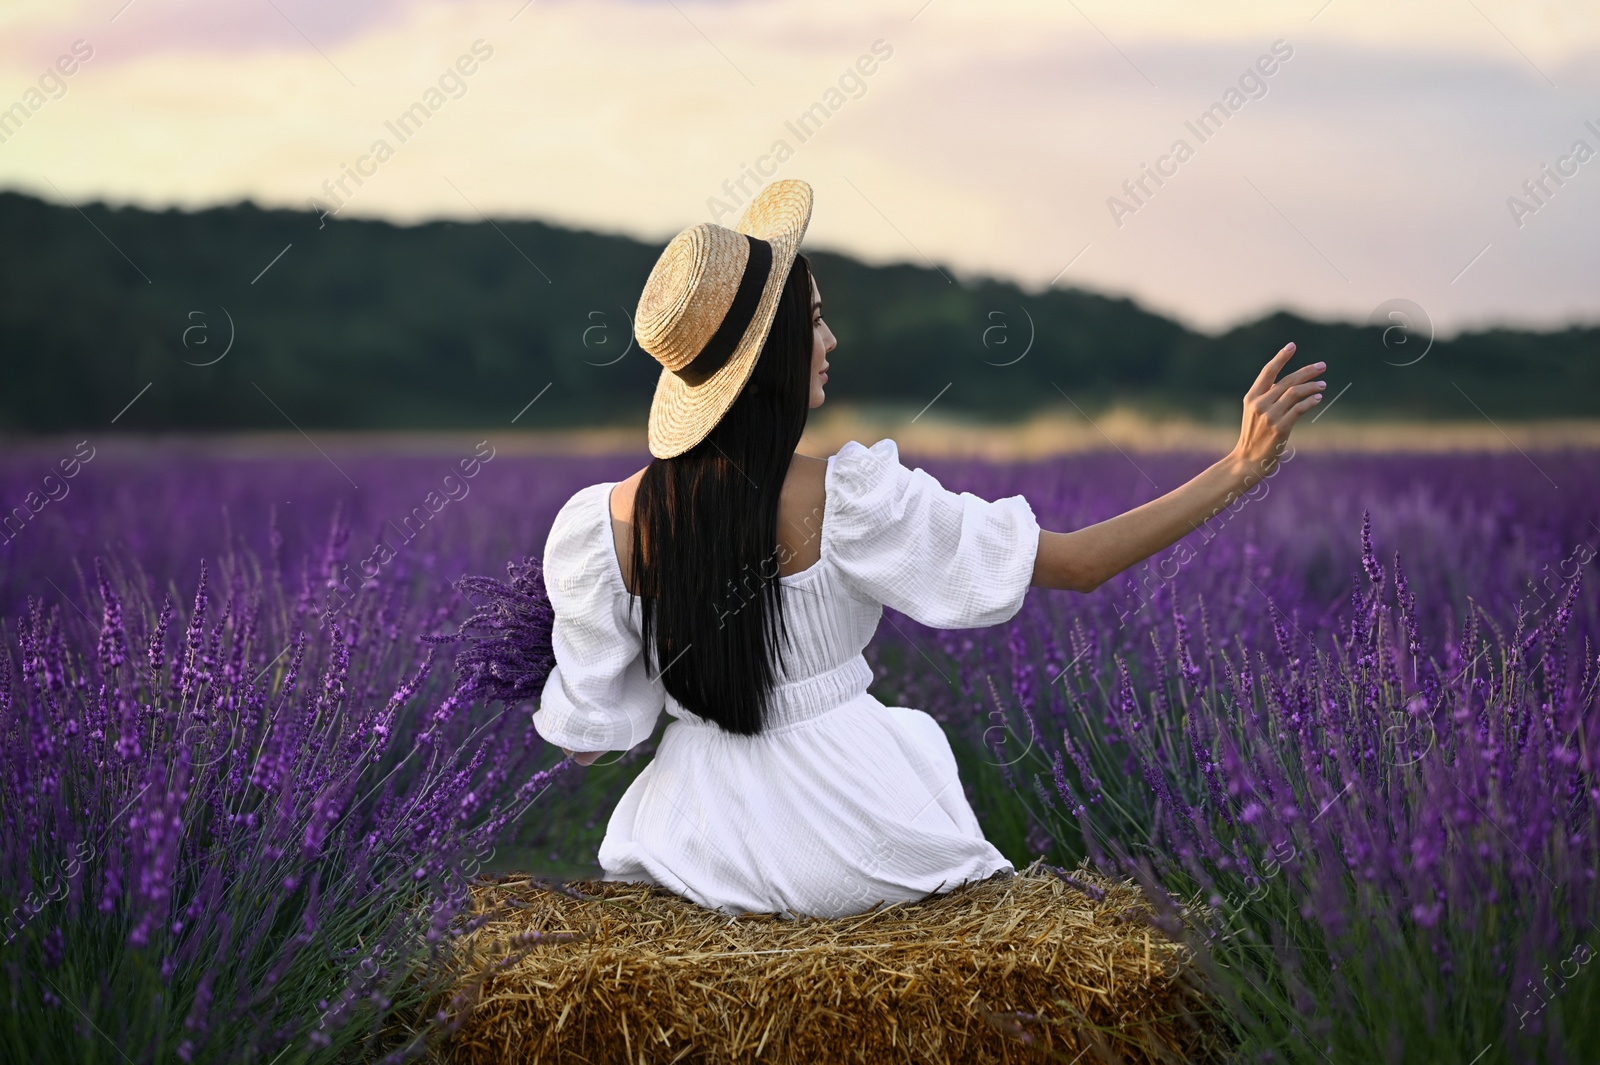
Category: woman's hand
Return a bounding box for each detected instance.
[1233,342,1325,482]
[562,746,604,766]
[1030,341,1326,594]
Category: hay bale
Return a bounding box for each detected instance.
[433,859,1223,1064]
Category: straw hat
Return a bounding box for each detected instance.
[636,179,814,459]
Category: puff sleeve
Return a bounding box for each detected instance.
[532,484,666,754]
[826,439,1041,628]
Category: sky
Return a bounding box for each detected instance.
[1,0,1597,336]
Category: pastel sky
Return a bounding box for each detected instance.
[2,0,1597,334]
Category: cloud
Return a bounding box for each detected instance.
[0,0,418,68]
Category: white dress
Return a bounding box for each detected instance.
[531,438,1042,919]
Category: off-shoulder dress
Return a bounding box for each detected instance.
[532,438,1041,919]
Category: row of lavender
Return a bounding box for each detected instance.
[0,441,589,1063]
[3,439,1597,1061]
[877,449,1600,1063]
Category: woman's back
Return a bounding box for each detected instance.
[533,437,1042,918]
[607,451,831,591]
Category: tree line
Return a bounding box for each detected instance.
[1,189,1594,433]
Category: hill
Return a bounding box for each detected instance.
[1,189,1593,432]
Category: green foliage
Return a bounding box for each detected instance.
[2,190,1595,433]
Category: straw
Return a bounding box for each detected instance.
[424,858,1226,1064]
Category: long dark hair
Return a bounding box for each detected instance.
[628,253,814,735]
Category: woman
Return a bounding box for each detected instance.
[532,179,1326,920]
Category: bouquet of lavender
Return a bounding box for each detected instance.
[426,557,557,711]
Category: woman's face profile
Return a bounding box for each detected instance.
[808,273,836,410]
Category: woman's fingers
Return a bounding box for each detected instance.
[1260,370,1324,415]
[1270,380,1326,415]
[1271,360,1327,391]
[1267,383,1326,435]
[1263,364,1326,409]
[1280,391,1324,429]
[1248,342,1297,397]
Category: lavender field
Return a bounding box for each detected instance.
[3,437,1597,1063]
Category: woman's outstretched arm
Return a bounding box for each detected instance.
[1032,343,1325,593]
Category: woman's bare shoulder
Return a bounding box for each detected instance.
[786,452,829,493]
[609,467,648,523]
[779,454,829,564]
